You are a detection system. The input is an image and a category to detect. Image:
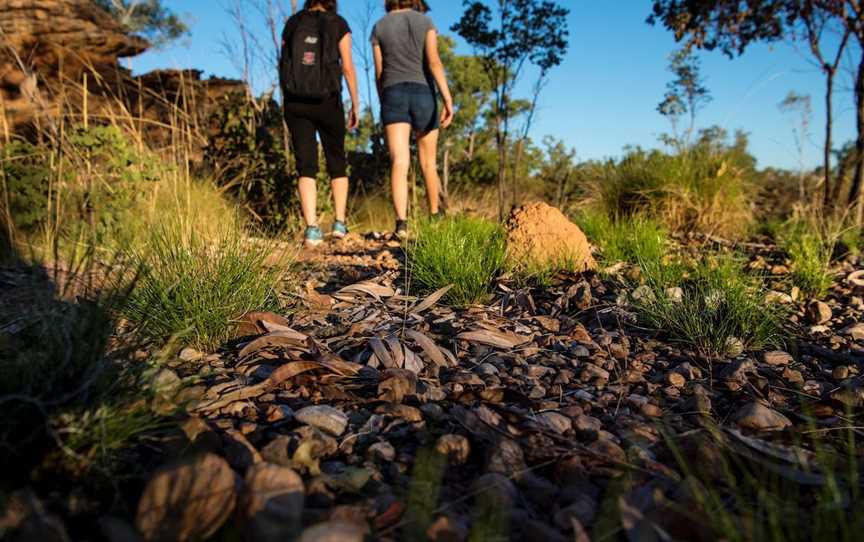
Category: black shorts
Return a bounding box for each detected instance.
[284,94,347,179]
[381,82,439,133]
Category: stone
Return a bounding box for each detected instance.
[435,434,471,465]
[842,323,864,341]
[505,202,597,273]
[298,521,367,542]
[470,473,519,509]
[666,372,686,388]
[806,301,832,324]
[295,406,349,437]
[536,412,572,435]
[734,402,792,431]
[487,438,527,478]
[763,350,793,366]
[179,347,204,362]
[238,463,305,542]
[573,415,602,440]
[135,454,237,542]
[366,442,396,462]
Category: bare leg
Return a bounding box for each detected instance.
[416,129,441,215]
[331,177,348,223]
[386,123,413,221]
[298,176,317,226]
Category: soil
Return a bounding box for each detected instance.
[505,202,597,273]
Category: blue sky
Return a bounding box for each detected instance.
[127,1,860,170]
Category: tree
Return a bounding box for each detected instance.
[658,48,712,149]
[93,0,188,47]
[648,0,856,215]
[453,0,570,220]
[778,91,813,200]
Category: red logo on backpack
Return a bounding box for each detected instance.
[302,51,316,66]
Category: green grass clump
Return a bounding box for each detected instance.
[123,224,285,350]
[635,256,786,356]
[779,218,838,299]
[575,210,667,267]
[408,216,506,306]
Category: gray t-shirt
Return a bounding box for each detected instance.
[372,11,436,89]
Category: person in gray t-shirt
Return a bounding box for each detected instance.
[372,0,454,238]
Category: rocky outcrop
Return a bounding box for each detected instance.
[0,0,245,155]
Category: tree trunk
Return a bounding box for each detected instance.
[512,137,525,208]
[495,114,506,222]
[849,54,864,224]
[823,71,835,210]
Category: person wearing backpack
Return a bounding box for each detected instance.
[372,0,454,238]
[281,0,359,247]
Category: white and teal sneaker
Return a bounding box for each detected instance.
[304,225,324,247]
[332,220,349,239]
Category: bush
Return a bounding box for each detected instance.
[635,256,787,356]
[408,216,506,306]
[581,128,755,238]
[124,223,286,350]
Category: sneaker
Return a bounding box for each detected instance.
[304,225,324,247]
[331,220,348,239]
[395,219,409,239]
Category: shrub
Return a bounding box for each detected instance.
[581,128,755,238]
[635,256,787,356]
[408,216,506,306]
[124,223,286,350]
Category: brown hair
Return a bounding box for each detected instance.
[414,0,430,12]
[304,0,337,11]
[385,0,414,12]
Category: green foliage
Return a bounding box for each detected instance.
[582,128,755,238]
[634,255,787,356]
[124,224,285,350]
[408,216,506,306]
[93,0,189,47]
[658,48,712,146]
[0,141,52,232]
[1,126,160,247]
[575,210,667,267]
[206,93,298,231]
[779,217,838,299]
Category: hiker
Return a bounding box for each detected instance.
[372,0,454,237]
[280,0,360,247]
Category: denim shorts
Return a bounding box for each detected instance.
[381,82,439,133]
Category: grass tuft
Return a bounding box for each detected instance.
[575,210,667,267]
[778,216,839,299]
[634,255,787,356]
[408,216,506,306]
[123,223,285,350]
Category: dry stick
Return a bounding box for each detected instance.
[0,93,9,144]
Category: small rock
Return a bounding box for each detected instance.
[298,521,367,542]
[536,412,573,435]
[470,473,518,509]
[295,406,349,437]
[179,347,205,362]
[239,463,305,542]
[782,368,804,384]
[763,350,793,366]
[806,301,832,324]
[666,372,686,388]
[266,404,294,423]
[435,434,471,465]
[734,402,792,431]
[833,366,851,381]
[367,442,396,462]
[487,438,527,478]
[842,323,864,341]
[573,415,602,440]
[724,337,745,357]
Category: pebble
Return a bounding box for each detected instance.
[435,434,471,465]
[734,402,792,431]
[366,441,396,462]
[536,412,573,435]
[239,463,305,541]
[763,350,793,366]
[842,323,864,341]
[295,406,349,437]
[806,300,832,324]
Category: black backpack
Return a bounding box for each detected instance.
[280,12,338,99]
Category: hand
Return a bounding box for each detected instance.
[440,101,454,129]
[347,107,359,130]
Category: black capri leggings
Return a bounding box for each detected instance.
[283,94,347,179]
